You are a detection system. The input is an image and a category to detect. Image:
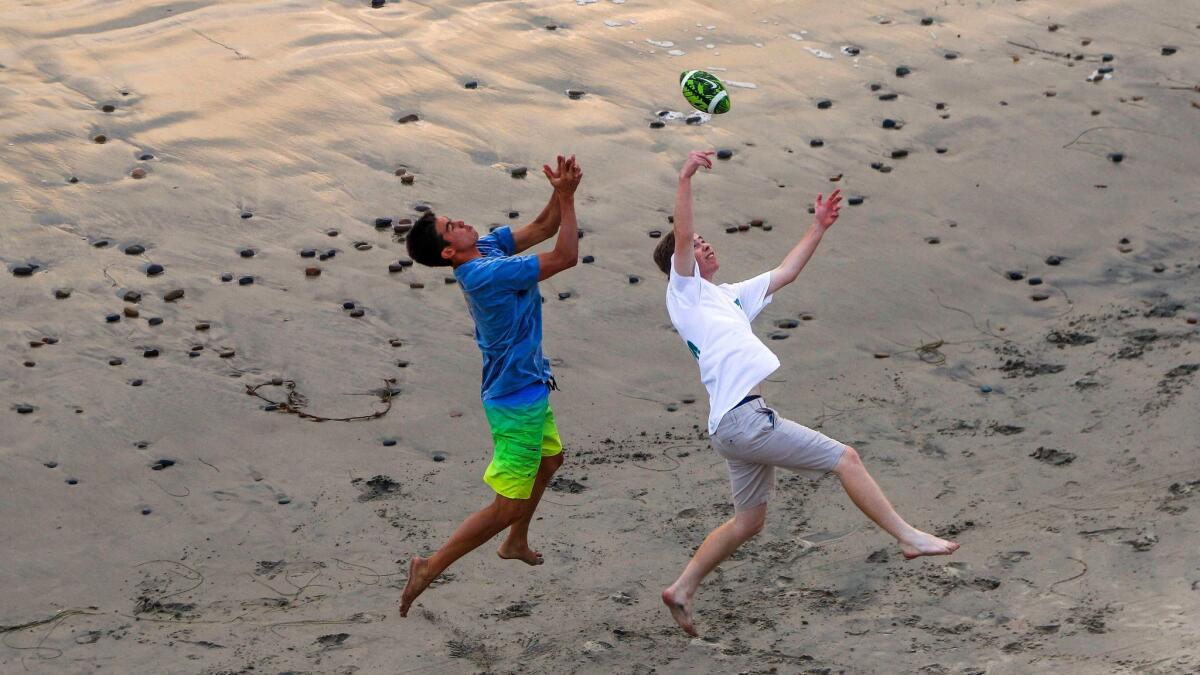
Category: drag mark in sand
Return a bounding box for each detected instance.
[245,378,396,422]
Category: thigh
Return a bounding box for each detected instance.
[726,459,774,511]
[540,405,563,457]
[483,397,550,500]
[758,411,846,479]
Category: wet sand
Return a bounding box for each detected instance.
[2,0,1199,672]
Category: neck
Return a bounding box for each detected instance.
[700,271,716,283]
[450,247,483,268]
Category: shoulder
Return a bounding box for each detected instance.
[478,226,515,256]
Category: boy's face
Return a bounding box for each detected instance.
[436,215,478,260]
[693,233,719,277]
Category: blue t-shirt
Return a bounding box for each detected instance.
[454,227,551,400]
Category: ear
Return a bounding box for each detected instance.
[440,245,455,261]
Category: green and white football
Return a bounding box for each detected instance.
[680,70,731,114]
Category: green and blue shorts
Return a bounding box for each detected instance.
[482,382,562,499]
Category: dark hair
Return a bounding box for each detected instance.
[652,231,677,276]
[406,211,451,267]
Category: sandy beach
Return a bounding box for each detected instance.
[2,0,1199,672]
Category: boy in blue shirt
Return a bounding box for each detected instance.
[399,156,582,617]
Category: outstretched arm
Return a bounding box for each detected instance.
[767,189,841,295]
[512,156,571,253]
[672,150,715,276]
[536,156,582,281]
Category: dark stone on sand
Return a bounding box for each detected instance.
[1047,331,1096,346]
[125,244,146,255]
[139,153,154,161]
[374,217,393,228]
[326,228,339,236]
[810,138,824,147]
[582,255,595,264]
[1108,152,1124,163]
[567,89,586,100]
[980,385,993,393]
[144,348,159,358]
[847,196,864,206]
[762,224,772,231]
[1102,53,1114,62]
[944,51,959,60]
[221,273,233,282]
[891,149,909,159]
[146,263,164,276]
[240,248,256,257]
[400,174,414,185]
[397,113,419,124]
[777,319,799,329]
[921,17,934,25]
[545,24,557,30]
[142,508,152,515]
[148,317,163,326]
[768,332,788,340]
[150,459,176,471]
[45,461,58,468]
[444,276,457,284]
[685,114,703,125]
[648,229,662,238]
[395,360,409,368]
[388,262,404,273]
[936,147,948,154]
[353,241,372,251]
[12,265,35,277]
[1161,46,1177,56]
[124,307,139,318]
[55,288,72,299]
[16,404,35,414]
[882,118,899,129]
[511,166,528,178]
[508,210,519,219]
[300,249,316,258]
[878,92,898,101]
[1031,293,1050,301]
[164,289,184,302]
[123,290,142,303]
[750,219,764,227]
[94,134,107,143]
[131,379,143,387]
[1027,277,1042,286]
[1030,446,1075,466]
[305,267,321,277]
[725,225,738,233]
[106,313,121,323]
[628,275,640,284]
[349,308,365,317]
[371,0,385,7]
[433,452,446,462]
[464,80,478,89]
[240,211,253,219]
[219,349,235,358]
[238,276,254,285]
[558,292,571,300]
[895,66,912,77]
[195,323,210,331]
[66,479,78,485]
[1006,271,1024,281]
[816,99,833,109]
[343,301,356,310]
[109,357,124,366]
[926,237,940,245]
[382,438,398,447]
[869,82,882,91]
[68,176,78,183]
[130,168,147,179]
[649,120,665,129]
[716,149,734,160]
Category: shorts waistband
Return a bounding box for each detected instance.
[733,394,762,410]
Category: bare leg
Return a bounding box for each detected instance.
[833,446,959,559]
[662,503,766,636]
[498,452,564,565]
[399,494,528,617]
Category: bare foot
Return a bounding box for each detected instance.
[399,556,433,617]
[497,542,544,566]
[900,530,961,559]
[661,586,698,637]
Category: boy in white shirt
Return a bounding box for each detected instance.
[655,150,959,637]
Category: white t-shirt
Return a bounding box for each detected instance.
[666,255,780,434]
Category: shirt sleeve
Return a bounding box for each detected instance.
[477,226,517,257]
[666,254,702,305]
[729,271,774,320]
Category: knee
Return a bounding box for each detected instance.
[494,498,529,526]
[542,452,564,474]
[735,508,767,539]
[834,445,863,474]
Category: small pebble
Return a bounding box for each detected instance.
[1006,271,1025,281]
[305,267,321,277]
[432,452,446,462]
[944,51,959,60]
[371,0,385,7]
[24,361,35,367]
[141,508,152,515]
[123,290,142,303]
[1108,152,1124,163]
[143,348,159,358]
[847,196,865,206]
[921,17,934,26]
[400,174,415,185]
[124,307,139,318]
[725,225,739,234]
[628,275,640,284]
[1046,255,1063,265]
[396,360,409,368]
[109,357,124,366]
[240,212,253,219]
[816,99,833,109]
[980,385,993,394]
[648,230,662,238]
[164,289,184,302]
[54,288,72,299]
[125,244,146,255]
[66,479,78,485]
[239,248,256,258]
[238,276,254,285]
[582,255,595,264]
[809,139,824,148]
[150,459,175,471]
[895,66,912,77]
[464,80,478,89]
[882,118,900,129]
[558,292,571,300]
[146,263,164,276]
[409,282,424,289]
[1161,46,1177,56]
[354,241,372,251]
[508,211,519,219]
[397,113,419,124]
[94,134,107,144]
[130,379,143,387]
[936,147,948,154]
[1102,53,1114,62]
[1027,277,1043,286]
[139,153,154,161]
[45,461,58,468]
[13,265,36,277]
[349,308,365,318]
[891,149,909,159]
[444,276,457,284]
[649,120,665,129]
[878,92,898,101]
[130,168,146,179]
[16,404,35,414]
[195,323,210,331]
[105,313,121,323]
[68,176,79,184]
[567,90,586,100]
[925,236,940,245]
[326,228,339,236]
[716,149,734,160]
[343,301,356,310]
[219,349,235,358]
[375,217,393,228]
[300,249,316,258]
[382,439,397,447]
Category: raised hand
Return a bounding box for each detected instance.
[544,154,580,196]
[813,189,842,231]
[679,150,715,180]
